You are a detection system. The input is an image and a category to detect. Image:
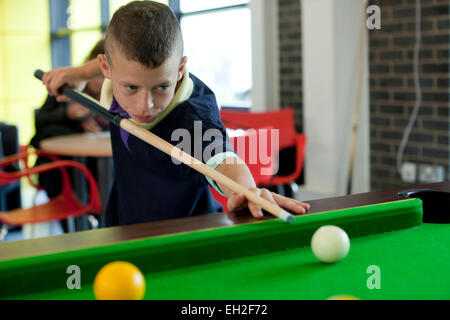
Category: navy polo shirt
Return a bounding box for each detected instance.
[103,73,235,227]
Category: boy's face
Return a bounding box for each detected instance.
[98,47,186,123]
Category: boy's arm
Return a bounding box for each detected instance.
[215,157,310,218]
[42,59,102,101]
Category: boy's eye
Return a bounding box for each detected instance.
[126,85,138,91]
[157,85,169,91]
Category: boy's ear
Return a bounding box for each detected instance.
[98,54,111,79]
[177,56,187,81]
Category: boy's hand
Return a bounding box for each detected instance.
[227,187,311,219]
[42,67,87,102]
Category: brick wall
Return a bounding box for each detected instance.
[369,0,450,190]
[278,0,303,132]
[277,0,449,190]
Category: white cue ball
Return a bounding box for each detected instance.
[311,225,350,263]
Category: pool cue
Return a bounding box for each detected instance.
[34,70,295,224]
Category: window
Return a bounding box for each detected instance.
[49,0,106,67]
[67,0,103,65]
[0,0,51,145]
[172,0,252,109]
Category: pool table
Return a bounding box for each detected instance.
[0,181,449,300]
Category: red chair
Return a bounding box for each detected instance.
[210,127,278,211]
[0,149,102,241]
[220,108,307,195]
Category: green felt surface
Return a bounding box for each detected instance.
[4,198,446,300]
[8,223,450,300]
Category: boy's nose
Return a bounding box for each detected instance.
[138,91,154,112]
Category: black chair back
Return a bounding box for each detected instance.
[0,122,22,211]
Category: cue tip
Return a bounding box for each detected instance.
[279,210,295,224]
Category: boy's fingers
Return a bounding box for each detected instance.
[46,76,61,96]
[272,192,310,213]
[281,198,306,215]
[226,193,246,212]
[231,188,263,218]
[247,200,263,218]
[43,68,70,97]
[49,75,71,101]
[248,188,273,219]
[228,188,310,218]
[41,71,48,84]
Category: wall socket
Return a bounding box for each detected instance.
[418,164,445,183]
[401,162,416,183]
[401,162,445,183]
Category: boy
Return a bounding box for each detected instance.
[42,1,309,226]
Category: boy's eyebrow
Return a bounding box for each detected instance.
[118,80,139,87]
[156,81,171,87]
[118,80,172,87]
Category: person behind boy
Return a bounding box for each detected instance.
[31,39,107,232]
[31,39,107,153]
[42,1,310,226]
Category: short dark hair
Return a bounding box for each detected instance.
[85,38,105,62]
[105,1,183,68]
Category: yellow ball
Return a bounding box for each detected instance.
[328,294,360,300]
[94,261,146,300]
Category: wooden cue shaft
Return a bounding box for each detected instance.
[119,119,294,223]
[33,69,294,224]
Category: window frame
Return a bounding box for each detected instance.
[49,0,110,68]
[170,0,279,111]
[169,0,249,17]
[170,0,252,109]
[49,0,71,68]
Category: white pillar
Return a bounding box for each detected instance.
[250,0,280,111]
[301,0,370,197]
